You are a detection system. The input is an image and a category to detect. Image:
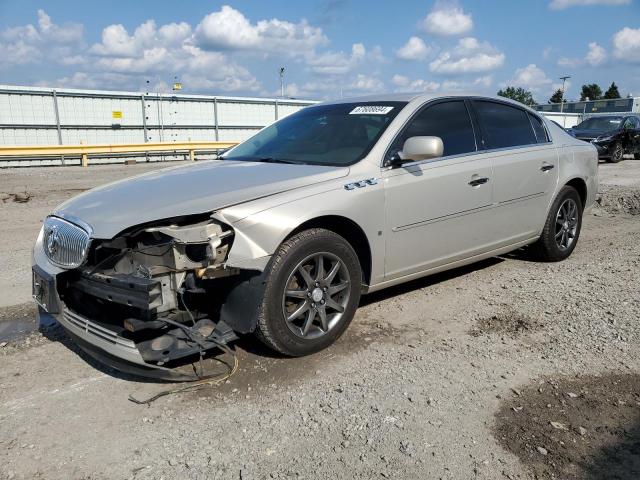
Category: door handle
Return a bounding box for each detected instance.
[541,164,555,172]
[468,177,489,187]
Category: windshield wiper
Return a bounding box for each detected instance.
[253,157,305,165]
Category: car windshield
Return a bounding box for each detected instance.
[576,116,623,131]
[222,102,406,166]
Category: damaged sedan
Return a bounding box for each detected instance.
[33,94,598,378]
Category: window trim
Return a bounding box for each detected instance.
[469,98,552,152]
[382,97,479,168]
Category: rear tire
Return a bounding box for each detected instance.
[254,228,362,356]
[531,186,583,262]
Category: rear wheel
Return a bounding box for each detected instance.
[531,186,583,262]
[254,228,362,356]
[610,142,624,163]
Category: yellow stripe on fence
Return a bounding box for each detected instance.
[0,141,238,167]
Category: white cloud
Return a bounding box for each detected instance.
[195,5,327,55]
[421,1,473,36]
[392,74,440,92]
[557,41,607,68]
[557,56,582,68]
[306,43,369,75]
[613,27,640,62]
[585,42,606,66]
[507,64,552,93]
[0,10,84,66]
[350,74,385,92]
[429,37,505,74]
[396,36,431,61]
[549,0,630,9]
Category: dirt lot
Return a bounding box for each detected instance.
[1,160,640,479]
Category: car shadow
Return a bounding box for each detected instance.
[583,417,640,480]
[361,256,504,307]
[38,253,510,383]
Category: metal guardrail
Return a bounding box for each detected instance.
[0,141,238,167]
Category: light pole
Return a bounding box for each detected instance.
[559,76,570,113]
[279,67,285,98]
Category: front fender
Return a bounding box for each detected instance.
[216,179,386,284]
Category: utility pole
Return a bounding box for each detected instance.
[559,76,571,113]
[279,67,285,98]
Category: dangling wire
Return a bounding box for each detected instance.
[128,340,238,405]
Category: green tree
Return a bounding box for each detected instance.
[603,82,620,99]
[580,83,602,101]
[497,86,536,106]
[549,88,565,104]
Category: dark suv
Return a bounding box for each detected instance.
[567,115,640,162]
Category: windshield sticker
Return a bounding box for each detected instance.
[349,106,394,115]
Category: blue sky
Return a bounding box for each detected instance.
[0,0,639,103]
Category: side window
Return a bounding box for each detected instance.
[474,101,537,149]
[528,113,549,143]
[390,100,476,159]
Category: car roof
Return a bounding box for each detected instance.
[315,92,539,111]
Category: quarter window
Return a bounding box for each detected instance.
[474,101,537,149]
[389,100,477,159]
[528,113,549,143]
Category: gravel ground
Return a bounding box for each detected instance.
[0,160,639,479]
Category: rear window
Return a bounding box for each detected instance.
[529,113,549,143]
[474,101,537,149]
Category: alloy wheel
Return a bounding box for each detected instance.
[282,252,351,339]
[555,198,579,250]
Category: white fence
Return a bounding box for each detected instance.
[0,85,316,147]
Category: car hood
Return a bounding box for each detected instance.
[569,128,616,139]
[53,160,349,238]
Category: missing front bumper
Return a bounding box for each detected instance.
[39,306,238,381]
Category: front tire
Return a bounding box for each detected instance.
[610,142,624,163]
[254,228,362,356]
[531,186,583,262]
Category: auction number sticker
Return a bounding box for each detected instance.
[349,106,394,115]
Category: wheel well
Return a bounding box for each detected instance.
[287,216,372,285]
[565,178,587,207]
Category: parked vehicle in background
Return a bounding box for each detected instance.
[32,93,598,379]
[567,115,640,162]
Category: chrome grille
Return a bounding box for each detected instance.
[43,216,91,268]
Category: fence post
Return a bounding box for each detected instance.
[52,90,65,166]
[213,97,219,141]
[80,140,88,167]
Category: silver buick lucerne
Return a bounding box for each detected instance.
[33,94,598,378]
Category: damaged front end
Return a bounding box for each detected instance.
[37,214,264,380]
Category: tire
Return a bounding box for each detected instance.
[610,142,624,163]
[530,186,583,262]
[254,228,362,356]
[634,153,640,160]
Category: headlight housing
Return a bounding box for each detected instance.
[594,135,614,142]
[42,216,92,269]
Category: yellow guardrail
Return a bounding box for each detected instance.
[0,141,238,167]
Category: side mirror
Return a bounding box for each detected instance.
[396,136,444,164]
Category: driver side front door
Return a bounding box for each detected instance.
[382,99,499,281]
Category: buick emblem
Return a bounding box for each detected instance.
[46,226,60,256]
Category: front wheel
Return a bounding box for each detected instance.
[254,228,362,356]
[610,142,624,163]
[531,186,583,262]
